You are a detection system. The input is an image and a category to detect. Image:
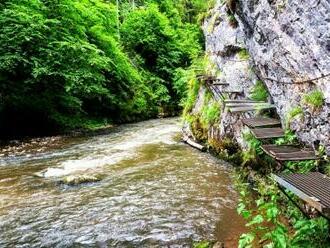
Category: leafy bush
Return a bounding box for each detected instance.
[201,102,221,126]
[0,0,208,137]
[236,171,330,248]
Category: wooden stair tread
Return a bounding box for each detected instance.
[242,117,281,128]
[273,172,330,214]
[250,127,285,139]
[228,105,276,113]
[262,144,314,154]
[275,152,318,161]
[261,145,318,161]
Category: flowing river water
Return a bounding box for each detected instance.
[0,118,246,247]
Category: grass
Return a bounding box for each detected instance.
[303,90,324,109]
[286,106,303,127]
[249,80,268,101]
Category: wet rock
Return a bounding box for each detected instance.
[61,175,101,186]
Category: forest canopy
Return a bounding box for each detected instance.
[0,0,212,137]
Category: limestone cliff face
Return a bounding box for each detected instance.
[192,0,330,153]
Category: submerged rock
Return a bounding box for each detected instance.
[61,175,101,186]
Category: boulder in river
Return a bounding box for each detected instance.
[61,174,101,186]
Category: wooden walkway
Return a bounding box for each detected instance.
[199,76,327,217]
[274,173,330,214]
[261,144,318,161]
[200,75,327,216]
[228,104,276,113]
[223,98,275,113]
[225,102,271,107]
[242,117,281,128]
[251,127,285,139]
[204,78,243,101]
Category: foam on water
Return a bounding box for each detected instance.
[43,119,181,177]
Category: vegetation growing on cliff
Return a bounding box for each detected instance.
[0,0,213,138]
[235,131,330,248]
[286,106,304,127]
[238,48,250,60]
[249,80,268,102]
[303,90,325,109]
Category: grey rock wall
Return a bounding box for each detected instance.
[235,0,330,153]
[195,0,330,153]
[200,2,260,147]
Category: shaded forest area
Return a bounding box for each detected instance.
[0,0,213,138]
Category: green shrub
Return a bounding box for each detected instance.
[0,0,208,136]
[326,164,330,177]
[183,78,201,116]
[249,80,268,101]
[201,102,221,126]
[303,90,324,109]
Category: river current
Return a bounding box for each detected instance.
[0,118,245,247]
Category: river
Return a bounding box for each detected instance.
[0,118,246,247]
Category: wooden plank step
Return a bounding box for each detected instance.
[275,152,319,161]
[228,105,276,113]
[242,117,281,128]
[251,127,285,139]
[261,145,318,161]
[262,144,314,154]
[273,172,330,214]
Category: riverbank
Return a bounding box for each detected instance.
[0,123,117,158]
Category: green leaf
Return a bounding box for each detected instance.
[247,214,264,226]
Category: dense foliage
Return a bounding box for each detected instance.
[0,0,212,138]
